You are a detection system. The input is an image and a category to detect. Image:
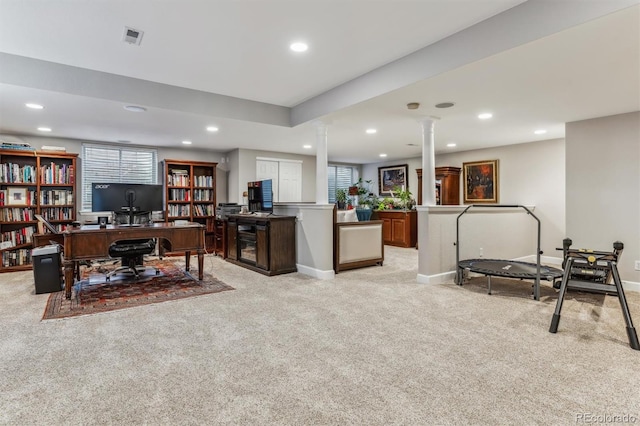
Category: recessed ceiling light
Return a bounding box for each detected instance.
[406,143,418,147]
[123,105,147,112]
[206,126,219,132]
[447,143,457,147]
[37,127,52,132]
[26,103,44,110]
[182,140,192,145]
[435,102,455,109]
[290,42,308,52]
[534,129,547,135]
[379,153,387,157]
[478,112,493,120]
[117,139,131,144]
[406,102,420,110]
[366,129,377,134]
[303,144,312,149]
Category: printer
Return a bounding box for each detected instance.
[215,203,242,219]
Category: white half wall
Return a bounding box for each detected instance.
[273,203,335,280]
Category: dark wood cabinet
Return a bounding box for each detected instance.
[373,210,417,248]
[416,167,461,205]
[213,219,227,258]
[225,215,296,276]
[227,222,237,260]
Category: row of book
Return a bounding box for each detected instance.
[167,204,190,217]
[167,173,190,187]
[39,189,73,205]
[193,204,214,216]
[1,226,35,248]
[0,163,75,184]
[0,163,37,184]
[168,188,190,201]
[193,189,213,201]
[0,208,35,222]
[194,175,213,187]
[39,207,74,221]
[1,142,35,152]
[40,163,74,184]
[1,249,32,267]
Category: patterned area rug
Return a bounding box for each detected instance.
[42,259,234,320]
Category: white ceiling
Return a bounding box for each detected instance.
[0,0,638,163]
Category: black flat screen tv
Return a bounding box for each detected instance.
[91,183,164,213]
[247,179,273,214]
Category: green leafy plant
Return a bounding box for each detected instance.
[392,185,415,210]
[335,188,348,203]
[353,178,377,209]
[377,197,395,210]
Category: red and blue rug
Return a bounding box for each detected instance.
[42,259,233,320]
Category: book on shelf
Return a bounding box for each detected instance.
[1,141,35,151]
[41,145,67,152]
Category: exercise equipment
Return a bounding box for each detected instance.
[455,204,562,300]
[457,258,563,297]
[549,239,639,350]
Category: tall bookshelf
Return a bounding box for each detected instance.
[163,159,217,252]
[0,150,77,272]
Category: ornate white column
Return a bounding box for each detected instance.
[314,121,329,204]
[420,116,438,205]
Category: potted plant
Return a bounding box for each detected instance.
[353,178,376,220]
[335,188,348,210]
[392,185,415,210]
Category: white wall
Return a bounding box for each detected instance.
[566,111,640,281]
[232,148,317,204]
[435,138,566,258]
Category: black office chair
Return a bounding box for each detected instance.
[105,238,158,281]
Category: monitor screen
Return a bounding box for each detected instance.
[261,179,273,212]
[247,179,273,213]
[91,183,164,213]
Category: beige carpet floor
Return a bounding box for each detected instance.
[0,246,638,425]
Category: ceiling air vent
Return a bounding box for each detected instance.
[122,26,144,45]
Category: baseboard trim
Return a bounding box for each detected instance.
[623,280,640,293]
[417,271,456,284]
[296,264,334,280]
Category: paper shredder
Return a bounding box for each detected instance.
[32,245,63,294]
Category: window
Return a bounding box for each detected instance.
[327,165,355,203]
[81,144,158,211]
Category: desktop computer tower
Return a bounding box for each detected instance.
[32,245,63,294]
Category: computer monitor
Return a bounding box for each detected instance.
[91,183,163,225]
[247,179,273,214]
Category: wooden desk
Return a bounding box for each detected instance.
[62,222,205,299]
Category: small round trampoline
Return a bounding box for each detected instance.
[458,259,564,281]
[455,205,564,300]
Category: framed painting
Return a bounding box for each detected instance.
[7,187,28,205]
[463,159,499,204]
[378,164,408,196]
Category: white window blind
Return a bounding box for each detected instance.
[327,165,354,203]
[81,144,158,211]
